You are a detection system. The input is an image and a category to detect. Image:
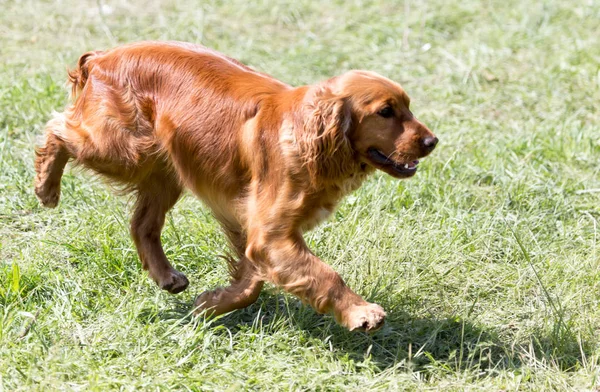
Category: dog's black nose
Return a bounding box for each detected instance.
[422,136,439,150]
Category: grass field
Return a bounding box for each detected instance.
[1,0,599,390]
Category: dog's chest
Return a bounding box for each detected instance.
[301,205,334,232]
[302,170,372,231]
[314,206,333,222]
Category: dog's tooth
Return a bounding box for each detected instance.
[404,164,409,169]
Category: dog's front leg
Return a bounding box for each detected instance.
[246,234,386,332]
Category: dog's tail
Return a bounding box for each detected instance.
[67,50,103,100]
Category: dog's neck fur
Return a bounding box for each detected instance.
[271,96,375,232]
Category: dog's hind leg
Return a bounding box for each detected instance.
[131,174,189,294]
[34,113,72,208]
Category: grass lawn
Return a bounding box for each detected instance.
[1,0,599,390]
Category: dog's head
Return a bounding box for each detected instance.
[301,70,437,181]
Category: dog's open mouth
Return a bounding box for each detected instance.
[366,148,419,178]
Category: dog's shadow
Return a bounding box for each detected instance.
[142,291,588,374]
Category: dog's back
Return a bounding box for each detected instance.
[35,41,288,201]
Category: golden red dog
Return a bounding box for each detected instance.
[34,41,437,332]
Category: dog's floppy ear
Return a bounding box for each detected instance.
[298,80,355,184]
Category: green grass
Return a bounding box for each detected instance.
[1,0,599,390]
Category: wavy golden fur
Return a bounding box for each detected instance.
[34,41,437,331]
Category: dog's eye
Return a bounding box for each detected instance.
[377,106,394,118]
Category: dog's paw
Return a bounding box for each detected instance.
[341,303,387,333]
[158,270,189,294]
[35,181,60,208]
[193,290,217,315]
